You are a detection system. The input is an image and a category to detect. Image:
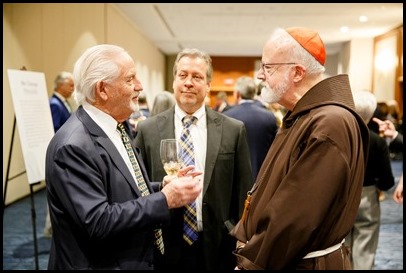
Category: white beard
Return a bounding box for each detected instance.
[260,73,289,104]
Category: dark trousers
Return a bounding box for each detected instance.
[154,232,204,270]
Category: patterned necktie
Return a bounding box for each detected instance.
[117,123,165,254]
[180,115,199,245]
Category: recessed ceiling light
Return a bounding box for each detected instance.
[359,15,368,23]
[340,26,349,33]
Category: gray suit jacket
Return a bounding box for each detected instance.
[134,106,253,270]
[46,106,169,270]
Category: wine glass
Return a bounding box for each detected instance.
[160,139,182,177]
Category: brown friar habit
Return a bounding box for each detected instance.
[230,74,369,270]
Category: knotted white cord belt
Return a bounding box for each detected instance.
[303,239,345,259]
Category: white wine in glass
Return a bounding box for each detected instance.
[160,139,182,177]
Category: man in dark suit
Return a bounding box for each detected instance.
[223,76,278,181]
[45,44,202,270]
[49,71,75,132]
[134,48,253,271]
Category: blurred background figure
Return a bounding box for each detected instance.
[373,115,403,161]
[372,116,403,205]
[269,103,285,128]
[127,93,150,138]
[213,91,232,112]
[345,90,394,270]
[367,102,388,135]
[136,93,151,118]
[44,71,75,238]
[204,91,211,107]
[150,90,176,117]
[372,116,403,201]
[369,100,403,135]
[386,99,402,131]
[49,71,75,132]
[223,76,278,181]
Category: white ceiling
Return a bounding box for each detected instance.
[114,3,403,57]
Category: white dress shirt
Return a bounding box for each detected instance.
[174,104,207,231]
[82,102,138,184]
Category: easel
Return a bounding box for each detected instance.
[3,66,40,270]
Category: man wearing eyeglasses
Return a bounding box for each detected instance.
[230,27,369,270]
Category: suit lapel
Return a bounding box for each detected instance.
[156,108,176,139]
[53,94,71,115]
[204,108,222,196]
[98,136,141,191]
[77,107,142,195]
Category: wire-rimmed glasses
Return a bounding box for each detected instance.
[259,62,297,76]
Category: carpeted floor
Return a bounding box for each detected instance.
[3,187,50,270]
[12,236,51,259]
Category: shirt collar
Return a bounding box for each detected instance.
[82,102,118,138]
[54,92,67,102]
[175,104,206,124]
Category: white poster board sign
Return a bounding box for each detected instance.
[7,69,55,184]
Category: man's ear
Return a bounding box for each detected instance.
[293,64,306,82]
[96,81,109,101]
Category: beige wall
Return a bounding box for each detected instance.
[348,38,374,93]
[3,3,166,205]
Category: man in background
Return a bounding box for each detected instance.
[223,76,278,181]
[49,71,75,132]
[128,93,150,138]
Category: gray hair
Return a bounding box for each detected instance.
[352,90,377,123]
[150,91,176,116]
[270,28,325,76]
[73,44,130,105]
[173,48,213,83]
[235,76,257,100]
[53,71,73,91]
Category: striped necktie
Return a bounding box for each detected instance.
[180,115,199,245]
[117,123,165,254]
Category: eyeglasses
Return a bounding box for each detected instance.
[260,62,297,76]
